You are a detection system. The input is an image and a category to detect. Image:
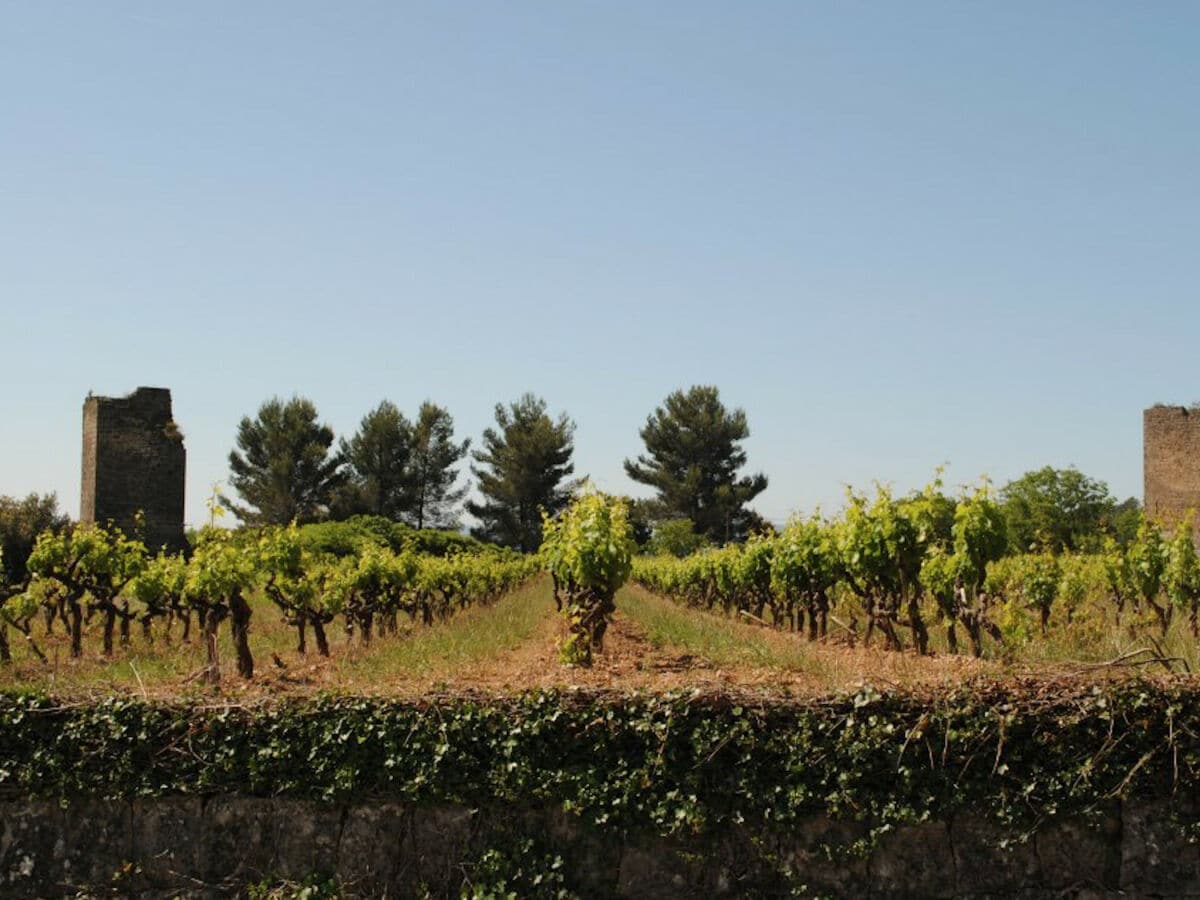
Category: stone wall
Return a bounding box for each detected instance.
[80,387,186,553]
[1,796,1196,898]
[1144,405,1200,525]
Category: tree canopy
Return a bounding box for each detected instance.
[0,493,69,585]
[228,396,345,525]
[405,401,471,530]
[338,400,412,520]
[466,394,576,551]
[624,385,767,543]
[999,465,1136,553]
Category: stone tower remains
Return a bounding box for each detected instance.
[81,387,186,552]
[1144,405,1200,526]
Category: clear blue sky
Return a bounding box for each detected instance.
[3,2,1197,529]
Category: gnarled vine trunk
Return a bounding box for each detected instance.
[230,591,254,679]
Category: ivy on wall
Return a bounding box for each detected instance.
[0,679,1195,848]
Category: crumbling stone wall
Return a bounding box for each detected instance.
[80,387,185,552]
[1144,405,1200,525]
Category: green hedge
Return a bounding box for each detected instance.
[0,680,1196,843]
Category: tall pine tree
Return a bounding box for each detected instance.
[467,394,576,551]
[624,385,767,543]
[228,396,344,525]
[338,400,412,519]
[405,401,471,529]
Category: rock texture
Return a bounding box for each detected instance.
[0,797,1195,898]
[80,386,186,553]
[1145,405,1200,528]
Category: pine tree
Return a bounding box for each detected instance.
[405,401,470,530]
[338,401,412,519]
[467,394,576,551]
[228,396,344,524]
[624,385,767,543]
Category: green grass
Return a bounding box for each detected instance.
[617,584,834,677]
[622,580,1200,687]
[339,578,554,685]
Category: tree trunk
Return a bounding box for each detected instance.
[313,619,330,657]
[142,615,154,643]
[102,606,117,656]
[946,620,958,654]
[296,620,307,655]
[1149,599,1171,637]
[69,600,83,658]
[0,621,10,663]
[908,596,929,655]
[203,610,221,684]
[966,618,983,657]
[119,608,131,646]
[230,591,254,679]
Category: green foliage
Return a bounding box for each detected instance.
[0,493,68,586]
[294,515,487,558]
[1016,552,1062,633]
[257,524,343,654]
[247,874,342,900]
[129,551,188,624]
[1128,516,1170,631]
[185,528,259,679]
[462,838,576,899]
[952,482,1007,592]
[541,490,635,666]
[228,396,345,525]
[468,394,577,552]
[623,385,767,543]
[1166,515,1200,629]
[1056,553,1098,623]
[771,514,839,637]
[1101,536,1135,614]
[406,401,472,530]
[2,682,1198,872]
[26,523,148,657]
[11,512,536,672]
[645,518,708,558]
[336,400,413,519]
[918,545,959,624]
[835,483,931,651]
[333,400,472,530]
[999,466,1129,553]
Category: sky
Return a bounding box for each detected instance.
[2,2,1198,530]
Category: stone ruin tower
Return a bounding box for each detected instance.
[81,387,186,552]
[1144,405,1200,527]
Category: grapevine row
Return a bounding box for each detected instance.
[633,479,1200,656]
[0,523,538,680]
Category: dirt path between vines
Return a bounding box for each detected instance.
[447,609,730,693]
[446,602,994,696]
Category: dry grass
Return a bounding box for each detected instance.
[616,583,998,694]
[0,578,554,701]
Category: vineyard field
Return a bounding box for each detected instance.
[4,573,1194,701]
